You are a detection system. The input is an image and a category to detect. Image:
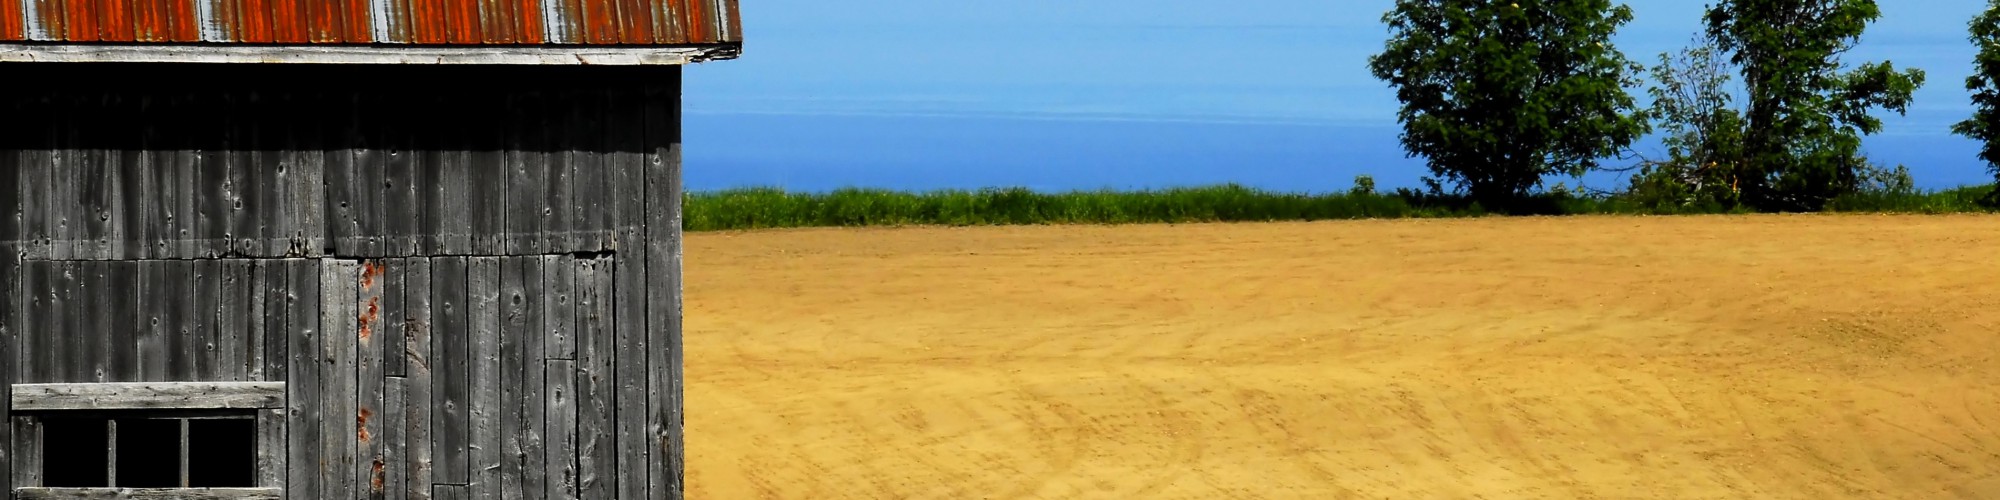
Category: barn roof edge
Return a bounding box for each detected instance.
[0,43,741,66]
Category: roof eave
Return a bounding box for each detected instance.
[0,43,743,65]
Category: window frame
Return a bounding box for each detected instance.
[10,382,285,499]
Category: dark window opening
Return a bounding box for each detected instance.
[43,418,109,487]
[33,414,257,489]
[116,419,183,488]
[189,419,256,488]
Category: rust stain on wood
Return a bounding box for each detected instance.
[362,260,386,287]
[357,407,374,441]
[360,296,380,339]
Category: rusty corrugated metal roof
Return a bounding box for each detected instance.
[0,0,738,45]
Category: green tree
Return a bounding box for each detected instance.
[1368,0,1649,209]
[1952,1,2000,208]
[1704,0,1925,211]
[1631,38,1747,209]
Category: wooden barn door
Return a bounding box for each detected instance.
[309,254,619,500]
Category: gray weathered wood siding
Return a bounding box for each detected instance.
[0,63,686,500]
[1,63,662,261]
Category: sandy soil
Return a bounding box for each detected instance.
[684,215,2000,499]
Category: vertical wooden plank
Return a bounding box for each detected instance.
[325,88,361,257]
[384,259,409,377]
[292,87,329,257]
[237,90,272,256]
[19,93,51,261]
[503,88,546,255]
[382,88,421,257]
[136,261,168,382]
[158,261,189,380]
[256,408,285,488]
[324,259,360,500]
[195,88,232,258]
[468,257,502,500]
[360,260,388,500]
[405,257,435,500]
[610,77,652,500]
[545,358,578,500]
[109,261,137,382]
[82,96,121,259]
[436,485,471,500]
[355,91,386,258]
[221,90,257,256]
[57,260,86,383]
[575,257,614,500]
[467,89,507,257]
[191,259,220,381]
[384,377,408,500]
[128,92,159,259]
[500,257,545,500]
[414,90,444,256]
[18,261,43,384]
[643,68,685,500]
[245,259,269,381]
[545,255,574,360]
[263,87,298,258]
[286,258,322,500]
[431,256,470,486]
[219,259,254,381]
[38,261,73,384]
[259,260,290,383]
[11,418,39,488]
[98,261,130,382]
[165,93,198,259]
[436,93,472,256]
[568,86,607,252]
[540,88,573,253]
[47,91,73,261]
[0,99,17,492]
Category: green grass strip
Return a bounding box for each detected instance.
[683,184,1998,232]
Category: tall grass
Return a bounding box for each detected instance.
[682,184,1998,232]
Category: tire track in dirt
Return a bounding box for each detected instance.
[685,215,2000,499]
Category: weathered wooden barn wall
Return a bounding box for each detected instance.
[0,63,687,499]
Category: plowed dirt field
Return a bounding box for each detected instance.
[685,215,2000,499]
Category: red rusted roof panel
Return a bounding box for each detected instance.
[0,0,22,40]
[2,0,737,45]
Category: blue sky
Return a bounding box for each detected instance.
[682,0,1995,193]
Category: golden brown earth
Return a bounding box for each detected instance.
[684,215,2000,499]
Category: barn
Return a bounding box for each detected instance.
[0,2,740,499]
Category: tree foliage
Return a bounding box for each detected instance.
[1952,1,2000,208]
[1630,39,1747,209]
[1704,0,1925,211]
[1368,0,1649,209]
